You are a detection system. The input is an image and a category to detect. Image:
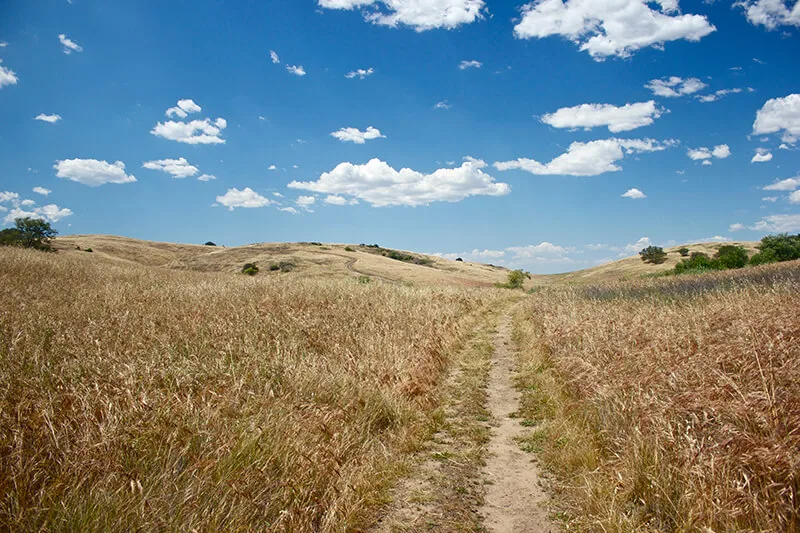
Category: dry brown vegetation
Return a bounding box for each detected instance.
[0,246,504,531]
[514,261,800,531]
[54,235,512,289]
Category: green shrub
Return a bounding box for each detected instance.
[674,252,720,274]
[751,233,800,264]
[455,257,463,262]
[749,249,778,266]
[204,241,216,246]
[344,246,354,252]
[640,246,667,264]
[241,263,259,275]
[356,275,371,284]
[714,245,748,269]
[495,269,529,289]
[678,247,690,257]
[85,248,93,253]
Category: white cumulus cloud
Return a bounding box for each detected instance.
[35,113,62,123]
[687,144,730,162]
[197,174,216,182]
[287,65,306,76]
[736,0,800,29]
[270,50,280,64]
[216,187,275,210]
[459,60,482,69]
[622,188,646,199]
[0,192,20,203]
[0,60,18,88]
[541,101,663,132]
[32,187,51,196]
[142,157,199,178]
[152,100,226,144]
[751,214,800,232]
[166,99,202,119]
[324,195,348,205]
[4,203,73,225]
[790,190,800,203]
[763,176,800,191]
[645,76,707,97]
[494,138,675,177]
[753,94,800,144]
[751,148,773,162]
[318,0,486,31]
[296,195,316,211]
[58,34,82,54]
[330,126,385,144]
[345,67,375,79]
[288,157,509,207]
[513,0,715,60]
[54,159,137,186]
[696,88,744,103]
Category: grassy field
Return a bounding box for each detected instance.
[0,246,504,531]
[2,235,798,532]
[513,261,800,531]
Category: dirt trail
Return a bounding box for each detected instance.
[480,311,554,533]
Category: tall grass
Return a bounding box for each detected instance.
[515,261,800,531]
[0,248,500,531]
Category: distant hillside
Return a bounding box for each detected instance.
[545,241,760,284]
[54,235,512,288]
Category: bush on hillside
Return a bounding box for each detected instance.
[344,246,354,252]
[640,246,667,264]
[678,247,690,257]
[241,263,259,275]
[496,269,529,289]
[714,245,748,270]
[674,252,720,274]
[749,233,800,265]
[205,241,216,246]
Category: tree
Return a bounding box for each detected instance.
[714,245,748,269]
[4,217,58,251]
[639,245,667,264]
[204,241,217,246]
[0,228,23,247]
[677,247,690,257]
[750,233,800,264]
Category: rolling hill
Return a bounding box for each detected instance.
[53,235,761,286]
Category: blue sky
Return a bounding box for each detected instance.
[1,0,799,273]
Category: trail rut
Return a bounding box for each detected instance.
[480,311,554,533]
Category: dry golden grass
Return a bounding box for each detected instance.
[0,246,504,531]
[514,261,800,531]
[55,235,511,289]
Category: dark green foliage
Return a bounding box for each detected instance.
[455,257,463,262]
[356,275,371,284]
[0,228,23,247]
[714,245,748,269]
[639,246,667,265]
[1,218,58,251]
[749,248,778,266]
[678,247,690,257]
[344,246,354,252]
[495,269,530,289]
[204,241,216,246]
[84,248,93,253]
[359,244,433,266]
[241,262,259,275]
[750,233,800,265]
[268,261,295,272]
[674,252,720,274]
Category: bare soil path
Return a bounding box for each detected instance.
[370,306,555,532]
[479,310,554,533]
